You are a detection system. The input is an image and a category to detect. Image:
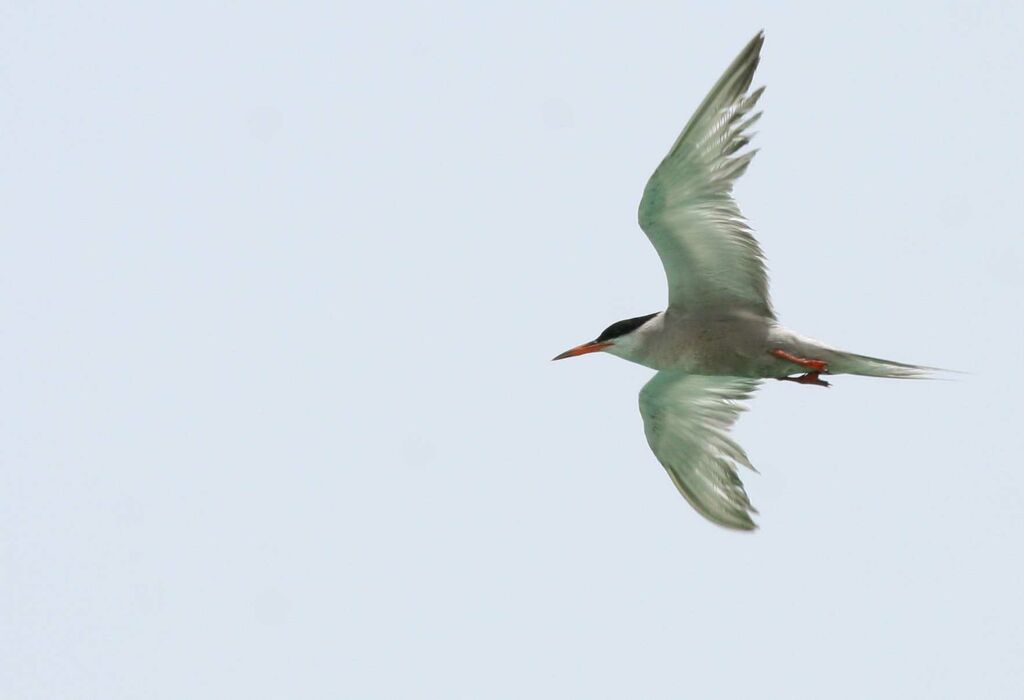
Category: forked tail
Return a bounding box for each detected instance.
[825,350,940,379]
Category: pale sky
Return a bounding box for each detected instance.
[2,2,1024,698]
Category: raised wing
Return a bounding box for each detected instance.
[638,31,773,318]
[638,372,761,530]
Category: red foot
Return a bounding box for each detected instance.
[770,348,829,373]
[777,372,830,388]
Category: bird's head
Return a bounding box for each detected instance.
[552,312,660,361]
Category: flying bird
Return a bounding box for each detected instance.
[553,32,934,530]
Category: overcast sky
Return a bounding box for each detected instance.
[2,1,1023,698]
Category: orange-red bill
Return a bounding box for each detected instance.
[551,341,612,361]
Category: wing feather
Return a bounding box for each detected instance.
[638,373,761,530]
[638,31,773,318]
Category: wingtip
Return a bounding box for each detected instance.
[732,517,760,532]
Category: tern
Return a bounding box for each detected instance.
[553,31,935,530]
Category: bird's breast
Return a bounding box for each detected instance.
[639,313,774,376]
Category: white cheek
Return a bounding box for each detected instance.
[606,334,639,357]
[602,314,663,364]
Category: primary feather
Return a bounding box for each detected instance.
[639,374,761,530]
[638,31,772,319]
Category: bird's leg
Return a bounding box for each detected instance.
[769,348,829,374]
[777,372,830,388]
